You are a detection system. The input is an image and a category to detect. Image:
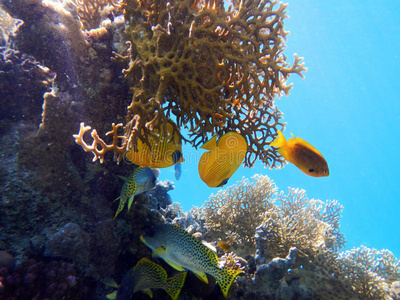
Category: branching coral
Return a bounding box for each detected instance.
[74,0,306,168]
[202,174,277,256]
[335,246,400,299]
[257,188,345,262]
[71,0,122,30]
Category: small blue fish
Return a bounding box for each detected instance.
[114,167,158,218]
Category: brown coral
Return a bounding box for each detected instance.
[74,0,306,168]
[71,0,122,30]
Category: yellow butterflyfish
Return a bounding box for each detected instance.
[198,132,247,187]
[126,122,184,168]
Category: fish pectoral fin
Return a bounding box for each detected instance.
[113,199,126,219]
[142,288,153,298]
[102,278,119,288]
[127,195,135,211]
[105,291,117,300]
[152,246,167,258]
[163,259,185,272]
[192,270,209,284]
[116,175,127,181]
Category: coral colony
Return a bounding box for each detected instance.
[73,0,306,168]
[0,0,399,299]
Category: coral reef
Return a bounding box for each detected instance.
[71,0,122,30]
[0,47,53,124]
[256,187,345,263]
[1,0,88,88]
[73,0,307,169]
[202,174,277,257]
[0,256,95,299]
[197,176,399,300]
[0,251,15,273]
[1,0,399,298]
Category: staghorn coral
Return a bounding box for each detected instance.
[74,0,306,168]
[202,174,277,257]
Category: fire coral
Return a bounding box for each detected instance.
[74,0,306,168]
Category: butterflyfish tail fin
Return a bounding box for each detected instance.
[216,268,242,298]
[164,272,187,300]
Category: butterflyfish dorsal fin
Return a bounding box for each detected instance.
[201,135,217,150]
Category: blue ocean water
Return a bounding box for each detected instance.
[160,1,400,257]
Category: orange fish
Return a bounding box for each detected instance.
[270,130,329,177]
[198,132,247,187]
[126,122,184,168]
[217,241,231,252]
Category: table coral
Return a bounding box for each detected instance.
[74,0,306,168]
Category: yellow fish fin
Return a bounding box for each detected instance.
[164,272,187,300]
[289,136,325,157]
[216,268,243,298]
[114,199,125,219]
[163,259,185,272]
[192,270,209,284]
[152,246,166,258]
[142,288,153,298]
[270,130,287,148]
[102,278,119,288]
[200,135,217,150]
[127,195,135,212]
[105,291,117,300]
[116,175,127,181]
